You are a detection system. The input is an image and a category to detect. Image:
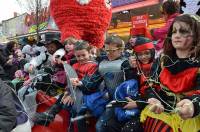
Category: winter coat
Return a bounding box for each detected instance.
[0,47,18,80]
[152,13,180,51]
[0,79,18,132]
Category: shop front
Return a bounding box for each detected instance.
[109,0,165,41]
[4,7,60,44]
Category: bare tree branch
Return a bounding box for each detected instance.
[15,0,48,13]
[15,0,49,41]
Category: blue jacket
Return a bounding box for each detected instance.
[114,79,140,122]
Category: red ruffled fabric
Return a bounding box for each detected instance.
[160,67,198,93]
[50,0,112,48]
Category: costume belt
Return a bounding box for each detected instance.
[160,84,198,103]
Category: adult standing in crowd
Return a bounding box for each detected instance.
[151,0,180,54]
[0,41,19,80]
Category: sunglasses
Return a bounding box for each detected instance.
[105,48,121,53]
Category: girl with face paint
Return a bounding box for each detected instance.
[141,14,200,132]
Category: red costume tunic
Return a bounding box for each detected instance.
[142,59,200,132]
[160,67,200,95]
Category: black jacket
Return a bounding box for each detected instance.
[0,79,17,132]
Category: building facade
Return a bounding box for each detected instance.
[109,0,165,39]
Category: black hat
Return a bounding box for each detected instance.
[47,40,64,49]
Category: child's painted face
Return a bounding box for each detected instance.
[74,49,90,64]
[65,43,74,52]
[105,44,122,60]
[136,49,152,64]
[171,21,193,51]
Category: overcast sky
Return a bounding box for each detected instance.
[0,0,23,22]
[0,0,49,22]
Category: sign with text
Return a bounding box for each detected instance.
[112,0,144,8]
[131,14,148,28]
[24,7,50,27]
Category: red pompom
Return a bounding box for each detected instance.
[50,0,112,48]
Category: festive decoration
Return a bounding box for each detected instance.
[50,0,112,48]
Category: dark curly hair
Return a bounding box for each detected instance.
[49,40,64,49]
[162,0,180,15]
[6,41,17,52]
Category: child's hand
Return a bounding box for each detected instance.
[28,64,34,73]
[52,56,63,65]
[55,57,63,64]
[123,97,137,109]
[62,95,74,106]
[129,56,137,68]
[148,98,164,114]
[176,99,194,120]
[9,55,13,59]
[15,70,24,78]
[6,60,13,65]
[23,79,31,86]
[70,78,82,87]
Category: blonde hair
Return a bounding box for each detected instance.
[63,37,78,45]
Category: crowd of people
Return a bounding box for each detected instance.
[0,0,200,132]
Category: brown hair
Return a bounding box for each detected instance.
[6,41,18,52]
[162,0,180,15]
[63,37,78,45]
[74,40,92,51]
[164,14,200,60]
[105,35,125,48]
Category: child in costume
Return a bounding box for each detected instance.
[106,37,157,132]
[63,37,77,65]
[141,14,200,132]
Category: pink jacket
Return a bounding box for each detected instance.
[153,13,180,51]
